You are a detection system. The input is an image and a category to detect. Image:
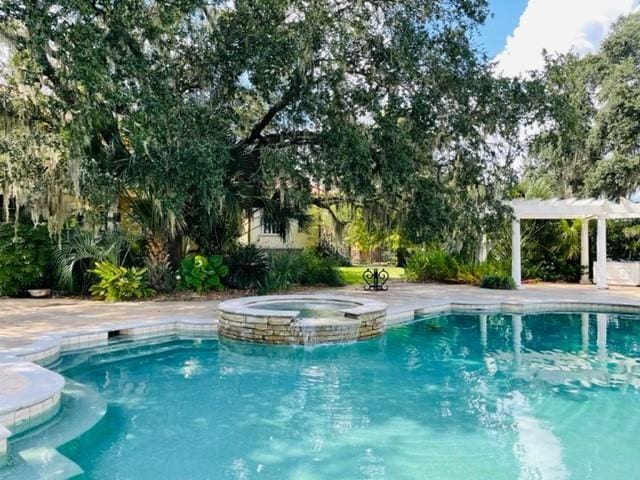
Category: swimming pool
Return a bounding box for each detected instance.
[3,311,640,479]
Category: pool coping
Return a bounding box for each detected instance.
[218,294,388,318]
[3,297,640,458]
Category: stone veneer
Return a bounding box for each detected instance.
[218,295,388,344]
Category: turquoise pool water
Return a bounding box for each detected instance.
[5,312,640,479]
[250,300,356,317]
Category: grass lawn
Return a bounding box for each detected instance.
[339,266,406,285]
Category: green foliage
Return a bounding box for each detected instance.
[480,274,516,290]
[2,0,522,260]
[405,248,460,283]
[297,250,344,287]
[55,229,131,294]
[89,261,154,302]
[260,251,303,293]
[260,249,344,293]
[346,213,387,257]
[404,246,510,285]
[527,12,640,198]
[178,254,229,293]
[0,224,54,296]
[527,52,595,196]
[519,220,581,282]
[145,259,176,294]
[607,220,640,260]
[457,261,509,285]
[225,245,269,290]
[487,217,582,283]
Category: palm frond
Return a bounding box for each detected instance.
[55,229,129,292]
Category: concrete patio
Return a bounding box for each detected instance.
[3,282,640,350]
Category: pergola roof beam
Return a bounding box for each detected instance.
[510,197,640,220]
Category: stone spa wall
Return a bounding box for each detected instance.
[217,295,388,345]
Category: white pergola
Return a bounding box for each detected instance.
[510,198,640,289]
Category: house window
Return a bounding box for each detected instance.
[263,220,283,235]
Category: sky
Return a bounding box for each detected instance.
[479,0,640,77]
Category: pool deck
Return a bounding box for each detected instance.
[3,282,640,350]
[3,281,640,457]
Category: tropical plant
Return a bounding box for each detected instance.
[553,219,582,261]
[480,274,516,290]
[607,220,640,260]
[261,251,303,293]
[0,224,54,296]
[145,258,176,294]
[122,191,186,292]
[89,261,155,302]
[55,229,131,294]
[225,245,269,290]
[178,254,229,293]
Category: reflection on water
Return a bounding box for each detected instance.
[18,313,640,479]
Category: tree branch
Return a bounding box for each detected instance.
[242,77,302,145]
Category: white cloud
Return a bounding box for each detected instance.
[494,0,640,77]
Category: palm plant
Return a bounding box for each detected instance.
[225,245,269,290]
[122,190,186,292]
[554,219,582,260]
[55,229,130,294]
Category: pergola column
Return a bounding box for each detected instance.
[596,215,608,289]
[580,220,590,284]
[511,218,521,288]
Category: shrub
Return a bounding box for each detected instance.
[0,224,54,296]
[261,251,302,293]
[298,250,344,287]
[178,254,228,292]
[89,261,155,301]
[225,245,269,290]
[405,248,459,282]
[457,260,510,285]
[259,249,345,293]
[480,274,516,290]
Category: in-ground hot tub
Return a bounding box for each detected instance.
[217,295,388,344]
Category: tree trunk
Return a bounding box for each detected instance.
[146,235,172,292]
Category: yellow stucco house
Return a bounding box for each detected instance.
[238,209,316,250]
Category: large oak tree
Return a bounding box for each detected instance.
[1,0,523,268]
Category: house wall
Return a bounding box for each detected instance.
[239,210,316,250]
